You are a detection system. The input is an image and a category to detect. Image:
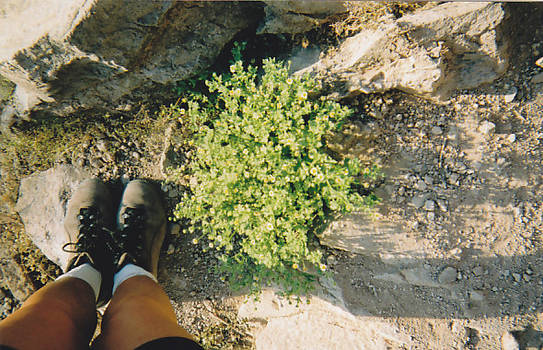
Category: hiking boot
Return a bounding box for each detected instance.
[63,179,116,306]
[116,180,167,277]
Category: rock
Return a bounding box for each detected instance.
[0,1,261,117]
[319,213,437,265]
[298,2,508,100]
[506,134,516,143]
[258,1,347,34]
[438,266,457,284]
[479,121,496,135]
[415,180,427,191]
[473,266,484,277]
[239,289,411,350]
[503,87,517,103]
[536,57,543,68]
[411,195,426,208]
[436,199,448,212]
[501,331,519,350]
[431,126,443,135]
[0,258,33,302]
[401,267,440,287]
[167,244,175,255]
[512,273,521,283]
[15,165,91,270]
[469,290,485,303]
[424,200,435,211]
[532,72,543,84]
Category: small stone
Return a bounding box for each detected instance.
[423,175,433,185]
[479,120,496,135]
[431,126,443,135]
[512,273,521,282]
[169,223,181,236]
[132,151,141,159]
[469,290,485,303]
[501,331,519,350]
[448,173,459,185]
[167,244,175,254]
[415,180,427,191]
[503,87,517,103]
[473,266,483,277]
[121,174,130,185]
[411,195,426,209]
[438,266,457,284]
[90,157,104,169]
[437,199,448,212]
[523,273,531,282]
[506,134,516,143]
[96,139,108,153]
[536,57,543,68]
[326,255,336,265]
[424,200,435,211]
[532,72,543,84]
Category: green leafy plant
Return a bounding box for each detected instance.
[171,48,379,296]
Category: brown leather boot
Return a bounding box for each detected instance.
[63,178,116,306]
[115,180,167,277]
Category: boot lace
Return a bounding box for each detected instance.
[118,207,146,260]
[62,207,117,264]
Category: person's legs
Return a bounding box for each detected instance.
[93,275,193,350]
[93,180,198,349]
[0,178,116,349]
[0,277,96,350]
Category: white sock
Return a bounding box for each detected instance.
[112,264,157,295]
[56,263,102,302]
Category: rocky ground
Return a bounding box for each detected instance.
[2,2,543,349]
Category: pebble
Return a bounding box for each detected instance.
[423,175,434,185]
[473,266,484,277]
[132,151,141,160]
[506,134,516,143]
[415,180,427,191]
[411,195,426,209]
[523,274,531,282]
[512,272,522,282]
[469,290,485,303]
[437,199,448,212]
[431,126,443,135]
[536,56,543,68]
[96,139,108,153]
[503,87,517,103]
[121,173,130,185]
[448,173,459,185]
[167,244,175,254]
[438,266,457,284]
[479,120,496,135]
[424,200,435,211]
[532,72,543,84]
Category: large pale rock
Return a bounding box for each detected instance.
[298,2,508,100]
[319,213,435,265]
[239,289,411,350]
[15,165,90,270]
[259,1,347,34]
[0,1,261,118]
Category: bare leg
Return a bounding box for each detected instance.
[93,276,194,350]
[0,278,97,350]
